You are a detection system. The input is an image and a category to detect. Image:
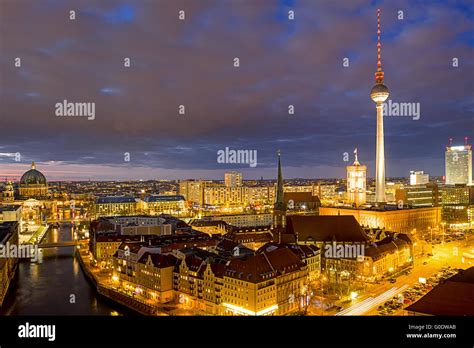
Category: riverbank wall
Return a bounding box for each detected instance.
[0,261,18,308]
[75,248,159,316]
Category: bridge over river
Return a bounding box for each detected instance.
[26,223,84,248]
[38,240,81,248]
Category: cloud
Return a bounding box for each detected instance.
[0,0,472,180]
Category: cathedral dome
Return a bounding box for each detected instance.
[20,162,47,185]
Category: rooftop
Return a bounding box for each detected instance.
[224,231,273,244]
[0,205,21,212]
[95,196,137,204]
[364,235,411,259]
[190,220,229,227]
[224,247,305,283]
[143,195,185,202]
[284,192,320,203]
[322,205,438,212]
[0,222,18,243]
[138,252,178,268]
[286,215,370,243]
[406,267,474,316]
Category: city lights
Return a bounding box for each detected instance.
[0,2,472,346]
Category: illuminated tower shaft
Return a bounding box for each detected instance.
[375,102,386,203]
[370,9,389,204]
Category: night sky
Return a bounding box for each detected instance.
[0,0,473,181]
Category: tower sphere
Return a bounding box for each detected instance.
[370,83,389,103]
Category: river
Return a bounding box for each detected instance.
[0,224,133,316]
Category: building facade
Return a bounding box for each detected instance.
[94,196,138,217]
[0,205,22,224]
[0,222,19,307]
[358,234,413,282]
[1,182,15,203]
[224,172,243,188]
[395,185,439,208]
[142,195,186,215]
[445,144,472,185]
[410,171,429,185]
[439,185,474,227]
[202,213,273,228]
[346,150,367,207]
[319,206,442,234]
[179,180,207,206]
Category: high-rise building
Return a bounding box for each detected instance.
[247,186,275,205]
[395,185,438,208]
[439,185,474,226]
[445,141,472,185]
[370,9,389,204]
[224,172,242,188]
[204,185,248,206]
[410,171,429,185]
[179,180,206,205]
[346,148,367,207]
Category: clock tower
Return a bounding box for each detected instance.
[346,148,367,207]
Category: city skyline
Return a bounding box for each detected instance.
[1,0,473,180]
[1,2,473,336]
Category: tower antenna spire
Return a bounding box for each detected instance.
[375,9,384,84]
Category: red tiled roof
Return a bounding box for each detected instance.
[138,252,178,268]
[184,255,206,272]
[117,242,144,253]
[216,239,239,252]
[286,215,370,243]
[210,262,226,278]
[96,235,141,243]
[284,192,320,203]
[225,248,305,283]
[224,232,273,243]
[287,243,320,257]
[90,218,115,233]
[364,236,410,259]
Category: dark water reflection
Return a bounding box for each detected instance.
[1,225,133,316]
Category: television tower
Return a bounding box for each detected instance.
[370,9,389,204]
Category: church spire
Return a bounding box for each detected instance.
[273,150,286,232]
[31,161,36,170]
[275,150,284,209]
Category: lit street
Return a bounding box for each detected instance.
[337,235,474,316]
